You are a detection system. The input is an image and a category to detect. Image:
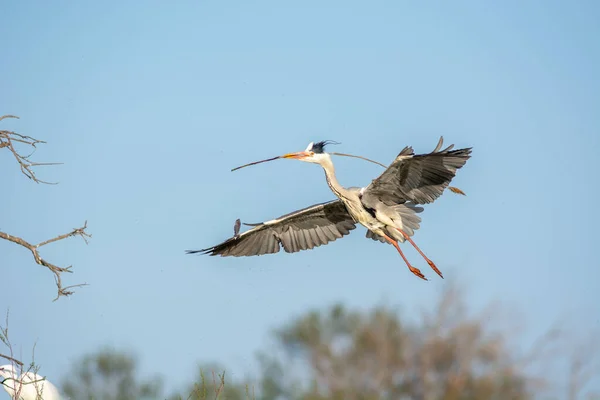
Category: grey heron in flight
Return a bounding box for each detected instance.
[187,137,472,280]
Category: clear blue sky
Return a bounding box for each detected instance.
[2,0,599,396]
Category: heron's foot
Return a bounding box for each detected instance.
[394,228,441,280]
[382,233,428,281]
[408,265,428,281]
[427,260,444,279]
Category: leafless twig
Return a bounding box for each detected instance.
[0,115,62,184]
[0,316,25,399]
[0,353,23,366]
[0,223,90,300]
[0,313,50,400]
[0,312,24,368]
[2,115,91,300]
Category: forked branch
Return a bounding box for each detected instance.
[0,223,91,300]
[0,115,62,184]
[1,114,90,300]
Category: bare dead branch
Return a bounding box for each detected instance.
[0,114,62,184]
[0,319,49,400]
[0,222,91,300]
[0,353,23,366]
[0,311,24,368]
[1,115,91,300]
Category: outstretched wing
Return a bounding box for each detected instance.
[187,200,357,257]
[361,136,472,207]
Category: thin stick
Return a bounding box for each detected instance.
[330,152,387,168]
[231,156,281,171]
[231,152,386,172]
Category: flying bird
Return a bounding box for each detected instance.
[187,137,471,280]
[0,364,61,400]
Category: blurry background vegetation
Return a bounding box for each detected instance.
[58,283,599,400]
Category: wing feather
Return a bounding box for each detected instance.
[362,136,472,207]
[314,227,328,244]
[187,200,357,257]
[296,228,307,249]
[365,229,387,243]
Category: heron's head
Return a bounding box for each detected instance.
[281,140,337,164]
[231,139,383,172]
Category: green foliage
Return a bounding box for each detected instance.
[61,348,162,400]
[168,365,255,400]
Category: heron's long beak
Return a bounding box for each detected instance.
[281,151,311,159]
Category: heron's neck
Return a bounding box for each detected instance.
[320,157,350,200]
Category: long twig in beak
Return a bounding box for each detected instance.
[330,152,387,168]
[231,156,282,171]
[232,152,386,172]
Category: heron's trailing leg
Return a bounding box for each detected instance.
[395,228,443,279]
[382,233,427,281]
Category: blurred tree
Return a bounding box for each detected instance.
[168,363,253,400]
[62,283,598,399]
[256,285,533,400]
[61,348,162,400]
